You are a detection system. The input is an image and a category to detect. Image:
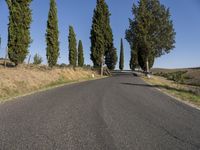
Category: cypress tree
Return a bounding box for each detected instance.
[78,40,84,67]
[90,0,105,68]
[126,0,175,73]
[68,26,77,67]
[90,0,117,70]
[46,0,59,67]
[119,38,124,70]
[103,1,117,70]
[6,0,32,65]
[126,19,139,71]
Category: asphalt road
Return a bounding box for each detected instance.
[0,72,200,150]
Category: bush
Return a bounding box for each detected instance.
[33,54,42,65]
[59,63,67,68]
[155,71,187,83]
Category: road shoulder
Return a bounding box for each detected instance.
[141,75,200,111]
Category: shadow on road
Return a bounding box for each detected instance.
[111,72,139,77]
[121,83,195,94]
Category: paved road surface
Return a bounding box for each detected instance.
[0,72,200,150]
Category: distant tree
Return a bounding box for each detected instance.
[119,38,124,70]
[68,26,77,67]
[46,0,59,67]
[126,0,176,73]
[33,54,43,65]
[90,0,117,71]
[6,0,32,65]
[78,40,84,67]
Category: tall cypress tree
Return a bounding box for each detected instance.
[90,0,105,68]
[46,0,59,67]
[78,40,84,67]
[126,18,139,71]
[91,0,117,70]
[68,26,77,67]
[103,1,117,70]
[119,38,124,70]
[6,0,32,65]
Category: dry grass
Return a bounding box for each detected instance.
[152,67,200,86]
[0,65,101,102]
[142,75,200,107]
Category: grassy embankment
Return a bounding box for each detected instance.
[142,68,200,107]
[0,64,101,103]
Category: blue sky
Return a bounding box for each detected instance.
[0,0,200,69]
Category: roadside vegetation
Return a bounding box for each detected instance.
[3,0,176,75]
[152,68,200,86]
[0,0,120,102]
[3,0,117,71]
[33,54,43,65]
[119,38,124,71]
[0,62,100,102]
[90,0,117,73]
[3,0,197,106]
[126,0,176,73]
[143,68,200,107]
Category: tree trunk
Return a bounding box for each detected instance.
[146,58,149,73]
[146,58,151,78]
[100,55,104,76]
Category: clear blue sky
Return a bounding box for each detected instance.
[0,0,200,69]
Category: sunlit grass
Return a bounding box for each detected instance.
[0,65,101,103]
[143,76,200,107]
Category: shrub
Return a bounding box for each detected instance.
[155,71,187,83]
[59,63,67,68]
[33,54,42,65]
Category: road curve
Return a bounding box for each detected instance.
[0,72,200,150]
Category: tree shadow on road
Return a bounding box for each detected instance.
[121,83,195,95]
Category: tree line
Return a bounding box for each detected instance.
[5,0,118,70]
[6,0,85,68]
[4,0,175,73]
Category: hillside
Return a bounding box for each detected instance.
[151,67,200,86]
[0,64,100,102]
[142,67,200,107]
